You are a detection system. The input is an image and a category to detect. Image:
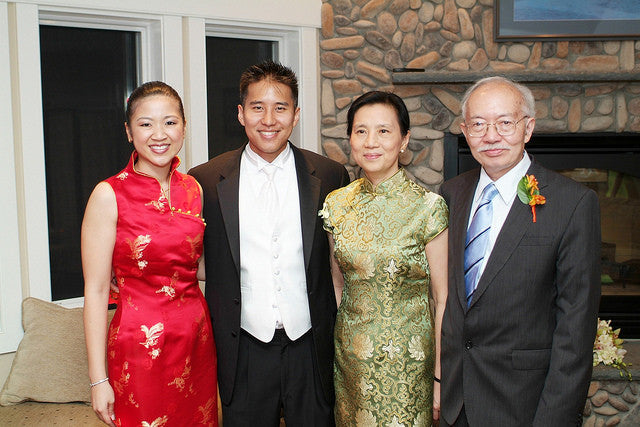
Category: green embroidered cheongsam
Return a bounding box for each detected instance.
[321,168,448,427]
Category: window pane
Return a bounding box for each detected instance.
[40,25,138,300]
[206,37,275,158]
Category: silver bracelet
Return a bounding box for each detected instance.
[90,377,109,387]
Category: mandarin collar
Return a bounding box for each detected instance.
[127,151,181,176]
[361,168,407,195]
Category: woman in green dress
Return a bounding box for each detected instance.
[321,91,448,426]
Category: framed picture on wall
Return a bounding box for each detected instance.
[496,0,640,40]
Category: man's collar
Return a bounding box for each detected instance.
[243,142,291,170]
[477,151,531,203]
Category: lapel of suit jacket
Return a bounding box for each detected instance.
[453,170,480,311]
[217,146,244,275]
[291,145,321,271]
[469,160,547,309]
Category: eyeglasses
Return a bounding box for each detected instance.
[464,116,529,137]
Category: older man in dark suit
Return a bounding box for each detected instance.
[189,61,349,426]
[440,76,601,426]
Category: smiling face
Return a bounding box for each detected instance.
[460,81,535,181]
[125,94,185,178]
[350,103,410,186]
[237,80,300,162]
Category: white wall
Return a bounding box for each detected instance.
[0,0,321,382]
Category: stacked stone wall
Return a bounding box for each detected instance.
[584,379,640,426]
[320,0,640,190]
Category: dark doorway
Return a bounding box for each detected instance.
[205,37,275,159]
[40,25,138,300]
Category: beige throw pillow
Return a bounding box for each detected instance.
[0,297,113,405]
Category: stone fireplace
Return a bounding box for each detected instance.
[319,0,640,337]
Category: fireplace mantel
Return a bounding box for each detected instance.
[392,70,640,85]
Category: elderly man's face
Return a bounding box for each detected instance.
[460,81,535,181]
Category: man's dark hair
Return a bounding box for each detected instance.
[239,60,299,107]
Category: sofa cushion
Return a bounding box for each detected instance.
[0,297,113,405]
[0,401,104,426]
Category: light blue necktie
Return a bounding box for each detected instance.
[464,183,499,306]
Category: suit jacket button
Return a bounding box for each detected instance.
[233,298,240,305]
[465,340,473,350]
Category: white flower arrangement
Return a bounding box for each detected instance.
[593,318,631,380]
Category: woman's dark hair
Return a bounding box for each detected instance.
[239,60,298,107]
[125,81,185,124]
[346,91,410,136]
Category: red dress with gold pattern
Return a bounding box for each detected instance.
[105,153,217,426]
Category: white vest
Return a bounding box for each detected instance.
[238,146,312,342]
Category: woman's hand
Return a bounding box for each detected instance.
[433,379,441,421]
[91,381,116,426]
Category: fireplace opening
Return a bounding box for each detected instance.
[444,133,640,338]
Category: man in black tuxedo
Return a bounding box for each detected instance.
[189,61,349,426]
[440,76,601,426]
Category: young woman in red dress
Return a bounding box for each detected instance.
[83,81,218,426]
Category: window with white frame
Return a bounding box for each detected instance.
[204,21,311,156]
[30,9,167,305]
[40,24,139,301]
[205,36,276,158]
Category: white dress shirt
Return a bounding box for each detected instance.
[468,152,532,280]
[238,143,312,342]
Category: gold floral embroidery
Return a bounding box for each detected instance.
[384,259,400,279]
[186,234,202,261]
[388,415,404,427]
[407,263,426,280]
[108,325,119,347]
[358,377,373,396]
[146,194,168,212]
[117,172,128,180]
[196,396,217,425]
[112,361,130,396]
[195,312,209,344]
[128,392,139,408]
[141,416,168,427]
[353,253,375,279]
[168,356,192,394]
[156,272,178,300]
[318,202,330,219]
[408,336,425,361]
[412,412,427,427]
[352,333,374,359]
[382,339,401,360]
[139,322,164,349]
[127,235,151,270]
[355,408,377,426]
[126,295,139,311]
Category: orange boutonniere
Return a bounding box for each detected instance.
[517,174,546,222]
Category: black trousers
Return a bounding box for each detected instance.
[222,329,334,427]
[441,405,470,427]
